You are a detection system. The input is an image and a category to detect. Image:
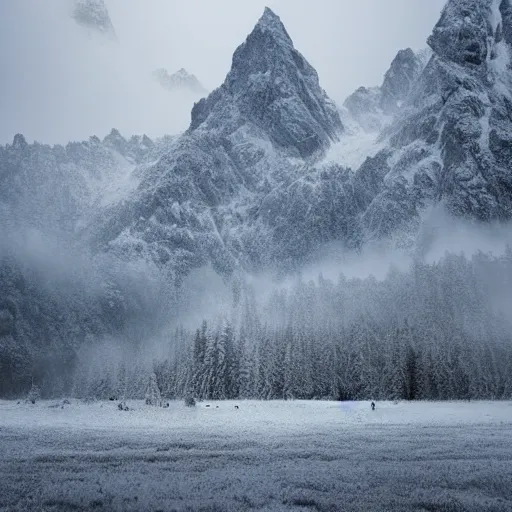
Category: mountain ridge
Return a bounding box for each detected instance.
[7,2,512,278]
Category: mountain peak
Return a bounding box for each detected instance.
[262,6,278,18]
[254,7,293,47]
[103,129,127,153]
[379,47,423,114]
[189,7,342,157]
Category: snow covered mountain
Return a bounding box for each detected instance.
[344,48,431,133]
[0,130,172,237]
[190,8,342,157]
[359,0,512,242]
[71,0,117,40]
[88,1,512,277]
[5,1,512,279]
[91,7,344,277]
[153,68,207,96]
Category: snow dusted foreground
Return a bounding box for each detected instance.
[1,401,511,511]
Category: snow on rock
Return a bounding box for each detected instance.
[340,0,512,244]
[429,0,499,66]
[190,7,343,158]
[343,48,429,133]
[323,112,384,170]
[7,1,512,285]
[343,86,387,133]
[380,48,426,114]
[0,130,171,236]
[94,0,512,277]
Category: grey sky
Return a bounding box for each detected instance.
[0,0,446,144]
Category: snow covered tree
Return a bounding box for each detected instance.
[145,372,162,406]
[192,321,208,399]
[27,383,41,404]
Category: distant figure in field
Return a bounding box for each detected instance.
[371,401,376,411]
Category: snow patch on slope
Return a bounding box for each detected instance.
[97,155,140,208]
[323,113,384,170]
[324,131,383,170]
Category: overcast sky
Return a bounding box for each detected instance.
[0,0,446,145]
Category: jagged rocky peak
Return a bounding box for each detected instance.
[72,0,117,40]
[101,129,155,160]
[428,0,512,66]
[190,6,342,158]
[343,47,429,131]
[364,0,512,236]
[153,68,207,95]
[380,48,423,113]
[139,134,154,149]
[103,128,126,151]
[343,86,383,132]
[255,6,294,47]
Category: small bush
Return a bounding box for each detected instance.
[118,401,130,411]
[184,396,196,407]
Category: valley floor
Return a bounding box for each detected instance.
[0,400,511,511]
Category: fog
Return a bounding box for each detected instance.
[68,223,512,402]
[3,198,512,399]
[0,0,446,144]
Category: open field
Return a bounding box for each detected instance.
[1,400,512,511]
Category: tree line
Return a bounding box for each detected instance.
[71,249,512,401]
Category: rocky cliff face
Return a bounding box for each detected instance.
[367,0,512,238]
[380,48,426,114]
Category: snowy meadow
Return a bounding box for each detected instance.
[1,400,512,511]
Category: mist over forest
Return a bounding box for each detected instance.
[3,224,512,401]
